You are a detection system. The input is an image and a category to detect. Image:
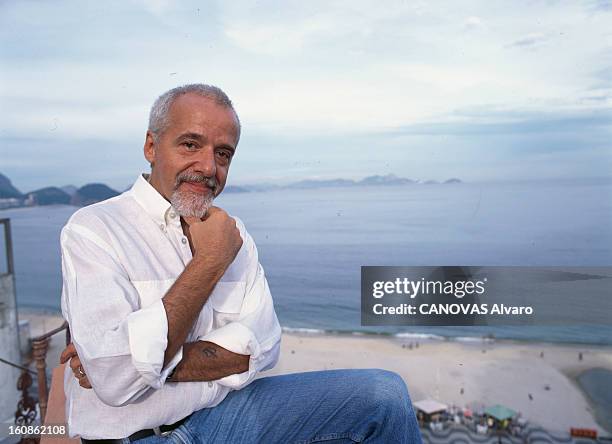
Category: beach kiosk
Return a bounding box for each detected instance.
[484,404,517,430]
[413,399,448,426]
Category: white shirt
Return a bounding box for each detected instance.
[60,174,281,439]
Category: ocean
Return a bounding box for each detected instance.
[2,178,611,345]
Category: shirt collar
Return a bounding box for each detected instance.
[130,173,177,227]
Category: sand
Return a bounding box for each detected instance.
[18,310,612,436]
[266,332,612,435]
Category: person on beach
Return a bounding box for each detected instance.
[59,84,422,443]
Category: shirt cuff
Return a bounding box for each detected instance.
[127,299,183,389]
[197,322,262,388]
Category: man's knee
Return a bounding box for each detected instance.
[353,369,420,440]
[366,369,412,410]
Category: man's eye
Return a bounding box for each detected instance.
[216,150,231,159]
[183,142,198,150]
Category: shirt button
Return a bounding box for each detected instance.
[208,382,213,388]
[159,223,165,231]
[169,212,176,218]
[181,238,187,244]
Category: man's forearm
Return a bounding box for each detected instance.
[162,256,223,366]
[167,341,250,382]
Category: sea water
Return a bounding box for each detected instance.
[1,178,611,344]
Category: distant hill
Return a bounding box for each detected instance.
[71,184,120,206]
[358,174,416,186]
[286,178,356,189]
[224,185,250,193]
[240,174,458,191]
[0,173,23,199]
[25,187,71,206]
[0,171,464,210]
[60,185,78,196]
[243,183,281,192]
[241,174,462,191]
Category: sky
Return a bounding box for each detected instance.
[0,0,611,191]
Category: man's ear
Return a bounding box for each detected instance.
[144,131,156,166]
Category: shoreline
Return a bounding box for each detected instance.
[281,325,612,348]
[15,308,612,435]
[564,366,612,434]
[18,305,612,348]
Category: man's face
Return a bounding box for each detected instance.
[144,93,239,218]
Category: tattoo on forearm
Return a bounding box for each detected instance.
[201,346,218,359]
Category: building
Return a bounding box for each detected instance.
[484,404,517,429]
[0,218,22,422]
[414,399,448,425]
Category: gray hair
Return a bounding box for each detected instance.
[148,84,241,142]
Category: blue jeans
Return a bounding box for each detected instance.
[136,369,422,444]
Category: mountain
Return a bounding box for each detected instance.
[358,174,416,186]
[71,183,120,206]
[241,183,281,192]
[224,185,250,193]
[60,185,78,196]
[444,178,462,184]
[0,173,23,199]
[235,175,461,191]
[285,179,356,189]
[0,171,464,210]
[25,187,71,206]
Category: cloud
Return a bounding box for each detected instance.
[388,107,612,139]
[587,0,612,12]
[129,0,174,17]
[224,15,336,56]
[1,0,611,188]
[507,33,548,49]
[463,16,482,29]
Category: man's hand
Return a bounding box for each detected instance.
[60,341,248,387]
[183,207,243,281]
[168,341,250,382]
[60,343,92,389]
[162,206,243,367]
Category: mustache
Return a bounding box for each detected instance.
[175,171,218,193]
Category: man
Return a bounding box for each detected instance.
[59,84,422,443]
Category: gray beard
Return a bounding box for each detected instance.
[170,188,214,219]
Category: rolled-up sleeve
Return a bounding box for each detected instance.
[60,223,182,407]
[198,222,281,390]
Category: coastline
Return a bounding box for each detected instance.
[16,309,612,436]
[267,331,612,435]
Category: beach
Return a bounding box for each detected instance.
[17,310,612,436]
[268,331,612,435]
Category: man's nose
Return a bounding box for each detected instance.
[193,146,216,177]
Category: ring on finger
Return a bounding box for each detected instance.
[78,365,86,377]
